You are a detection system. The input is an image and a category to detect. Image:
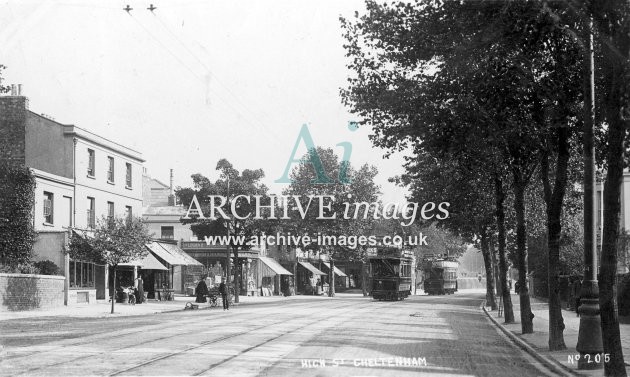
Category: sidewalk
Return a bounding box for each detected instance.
[485,293,630,376]
[0,293,335,321]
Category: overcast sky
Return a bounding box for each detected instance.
[1,0,409,203]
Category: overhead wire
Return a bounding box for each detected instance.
[127,11,281,146]
[148,11,285,145]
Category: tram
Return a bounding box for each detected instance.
[421,254,459,295]
[368,247,414,301]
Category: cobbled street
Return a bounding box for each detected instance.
[0,291,551,377]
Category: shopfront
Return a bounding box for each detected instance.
[182,241,260,296]
[258,256,293,296]
[296,261,326,294]
[320,262,349,291]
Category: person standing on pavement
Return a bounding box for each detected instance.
[135,277,145,304]
[572,277,582,316]
[219,280,229,310]
[195,276,209,304]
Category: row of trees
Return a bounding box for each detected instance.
[340,1,629,375]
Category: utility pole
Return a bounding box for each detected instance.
[576,17,603,370]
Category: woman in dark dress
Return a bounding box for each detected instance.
[195,277,209,303]
[135,277,145,304]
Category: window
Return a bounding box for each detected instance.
[107,156,114,183]
[125,206,132,222]
[87,149,95,177]
[69,260,96,288]
[161,226,174,240]
[64,196,72,227]
[43,192,54,224]
[87,197,95,228]
[107,201,114,222]
[126,163,132,188]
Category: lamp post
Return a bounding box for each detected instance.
[576,17,603,370]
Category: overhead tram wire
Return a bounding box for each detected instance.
[128,13,279,146]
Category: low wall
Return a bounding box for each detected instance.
[0,273,65,311]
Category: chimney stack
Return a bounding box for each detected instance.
[167,169,175,206]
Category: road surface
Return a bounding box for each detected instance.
[0,291,551,376]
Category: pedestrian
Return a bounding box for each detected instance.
[195,276,209,304]
[135,277,144,304]
[572,277,582,317]
[219,280,229,310]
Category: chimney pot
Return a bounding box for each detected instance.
[17,84,22,96]
[10,84,16,96]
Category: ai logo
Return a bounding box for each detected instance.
[275,122,358,184]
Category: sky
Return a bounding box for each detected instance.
[0,0,409,203]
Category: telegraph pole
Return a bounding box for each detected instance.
[576,17,603,370]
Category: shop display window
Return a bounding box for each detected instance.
[69,260,96,288]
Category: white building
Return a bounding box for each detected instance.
[1,95,144,304]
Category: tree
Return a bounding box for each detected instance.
[69,216,151,314]
[177,159,270,303]
[396,152,500,310]
[340,0,586,337]
[0,164,36,268]
[588,1,630,374]
[283,147,380,297]
[0,65,11,94]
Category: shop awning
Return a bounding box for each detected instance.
[298,261,326,276]
[147,241,202,266]
[321,262,348,277]
[259,257,293,275]
[119,252,168,270]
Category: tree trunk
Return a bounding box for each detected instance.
[600,103,626,376]
[481,228,497,310]
[329,257,336,297]
[233,247,240,303]
[514,180,534,334]
[111,267,116,314]
[495,176,514,323]
[541,130,570,351]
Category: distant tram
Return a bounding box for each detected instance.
[421,255,459,295]
[368,246,414,301]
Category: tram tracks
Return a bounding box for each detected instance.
[109,300,378,376]
[5,299,337,376]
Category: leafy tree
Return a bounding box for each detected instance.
[396,151,500,310]
[0,164,36,268]
[283,147,380,297]
[69,216,151,314]
[177,159,270,303]
[588,1,630,373]
[0,65,11,94]
[340,0,587,340]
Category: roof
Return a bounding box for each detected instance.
[147,241,202,266]
[120,252,168,270]
[298,261,326,276]
[321,262,348,277]
[259,257,293,275]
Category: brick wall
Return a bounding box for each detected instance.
[0,273,64,311]
[0,96,27,166]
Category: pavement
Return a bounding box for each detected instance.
[484,292,630,376]
[0,293,327,321]
[0,290,552,376]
